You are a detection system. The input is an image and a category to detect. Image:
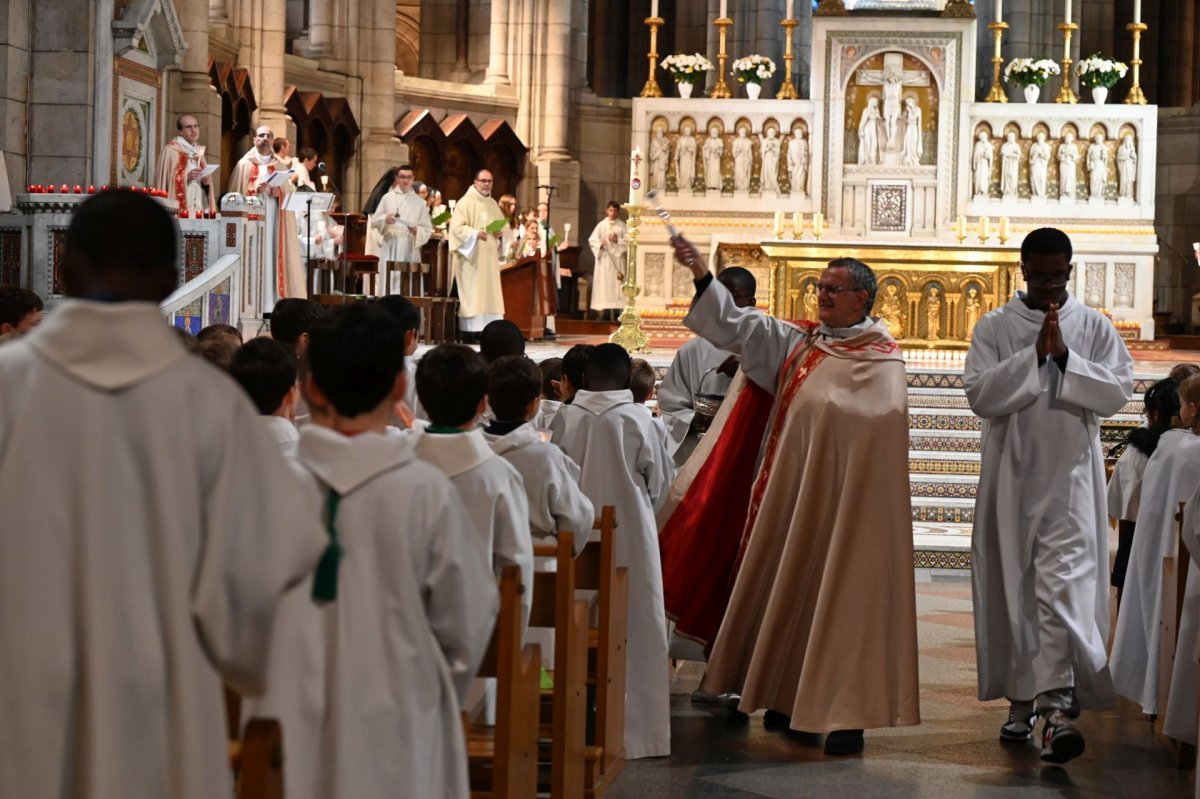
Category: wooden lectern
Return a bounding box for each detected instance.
[501,255,557,340]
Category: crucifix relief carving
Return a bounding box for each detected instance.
[855,52,930,165]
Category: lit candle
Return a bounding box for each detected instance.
[563,222,572,246]
[956,215,967,239]
[719,0,728,20]
[1064,0,1071,26]
[979,215,990,241]
[1134,0,1141,23]
[786,0,794,19]
[792,211,802,238]
[628,147,645,207]
[650,0,659,17]
[995,0,1002,23]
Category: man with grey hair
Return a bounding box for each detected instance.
[657,234,919,756]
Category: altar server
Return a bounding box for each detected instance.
[1163,463,1200,746]
[370,164,432,296]
[1111,374,1200,717]
[0,191,325,799]
[550,343,675,758]
[229,337,301,453]
[967,227,1133,763]
[247,304,496,799]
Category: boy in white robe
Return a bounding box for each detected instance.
[249,304,496,799]
[1111,375,1200,716]
[0,191,325,799]
[414,343,534,624]
[550,343,675,759]
[535,356,563,430]
[229,337,301,454]
[378,294,424,424]
[966,227,1133,764]
[631,357,680,461]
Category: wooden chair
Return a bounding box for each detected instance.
[577,507,628,798]
[467,565,541,799]
[225,688,285,799]
[530,531,590,799]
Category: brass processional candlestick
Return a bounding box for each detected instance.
[710,17,734,99]
[775,18,799,100]
[1124,22,1148,105]
[639,16,665,98]
[1054,22,1079,104]
[610,203,649,353]
[985,21,1009,102]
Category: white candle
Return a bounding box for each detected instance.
[956,215,967,239]
[786,0,794,19]
[813,212,824,236]
[628,147,644,207]
[719,0,728,20]
[979,215,990,241]
[650,0,659,18]
[999,216,1010,241]
[994,0,1002,23]
[1134,0,1141,23]
[792,211,802,238]
[773,210,785,237]
[1064,0,1071,26]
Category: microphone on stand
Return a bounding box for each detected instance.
[317,162,328,173]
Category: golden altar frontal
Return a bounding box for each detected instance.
[717,241,1020,348]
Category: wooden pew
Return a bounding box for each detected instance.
[467,565,541,799]
[225,688,285,799]
[530,530,589,799]
[578,507,628,799]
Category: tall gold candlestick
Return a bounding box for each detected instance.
[985,21,1009,102]
[1124,22,1148,104]
[710,17,734,99]
[776,18,799,100]
[610,204,649,353]
[639,17,665,98]
[1054,22,1079,104]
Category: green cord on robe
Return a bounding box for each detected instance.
[312,489,343,603]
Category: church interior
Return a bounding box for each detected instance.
[6,0,1200,796]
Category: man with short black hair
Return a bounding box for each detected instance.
[370,164,432,296]
[229,337,300,452]
[448,169,505,342]
[969,226,1133,763]
[0,285,43,335]
[0,190,324,798]
[377,294,424,418]
[479,319,525,364]
[270,297,326,357]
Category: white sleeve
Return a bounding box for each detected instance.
[963,315,1045,419]
[1056,316,1134,417]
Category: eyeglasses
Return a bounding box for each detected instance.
[1020,267,1072,288]
[816,283,864,296]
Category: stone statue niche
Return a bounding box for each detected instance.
[845,52,936,168]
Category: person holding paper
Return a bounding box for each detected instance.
[370,164,432,296]
[230,126,306,307]
[155,115,216,214]
[449,170,506,343]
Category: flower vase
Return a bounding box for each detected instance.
[677,81,694,99]
[746,82,762,100]
[1023,85,1040,103]
[1091,86,1108,105]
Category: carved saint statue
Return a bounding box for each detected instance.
[702,125,724,191]
[649,128,669,192]
[760,128,781,193]
[732,128,753,192]
[1000,132,1021,199]
[675,124,697,193]
[925,286,942,340]
[972,132,992,197]
[802,282,818,322]
[1029,132,1051,199]
[1058,132,1079,199]
[964,287,982,340]
[883,69,903,150]
[788,128,809,197]
[858,97,882,166]
[1087,132,1109,200]
[901,97,922,166]
[878,283,904,338]
[1117,134,1138,201]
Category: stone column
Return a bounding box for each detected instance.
[485,0,510,84]
[541,0,571,159]
[795,0,813,98]
[176,0,221,160]
[0,0,31,189]
[308,0,333,56]
[253,0,291,136]
[209,0,231,27]
[351,0,405,207]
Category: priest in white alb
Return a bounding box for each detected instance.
[369,163,432,296]
[155,114,215,214]
[966,227,1133,764]
[448,169,505,341]
[587,200,627,319]
[229,126,306,308]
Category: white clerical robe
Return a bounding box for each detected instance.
[1107,444,1150,522]
[449,187,505,331]
[371,187,433,293]
[966,292,1133,708]
[297,208,340,262]
[0,300,325,799]
[1110,429,1200,713]
[229,150,306,308]
[260,414,300,455]
[657,335,735,466]
[1164,481,1200,745]
[414,428,533,626]
[588,218,627,311]
[245,427,497,799]
[551,389,674,759]
[155,137,215,213]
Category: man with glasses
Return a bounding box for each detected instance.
[155,115,215,215]
[369,164,432,296]
[448,169,505,344]
[966,227,1132,763]
[657,234,920,756]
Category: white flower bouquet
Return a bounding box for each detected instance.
[1003,57,1061,88]
[1075,53,1128,89]
[661,53,715,84]
[731,54,776,85]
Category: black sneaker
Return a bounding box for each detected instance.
[1040,710,1085,763]
[763,709,791,729]
[1000,701,1038,741]
[824,729,864,755]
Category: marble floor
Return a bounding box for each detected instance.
[608,575,1194,799]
